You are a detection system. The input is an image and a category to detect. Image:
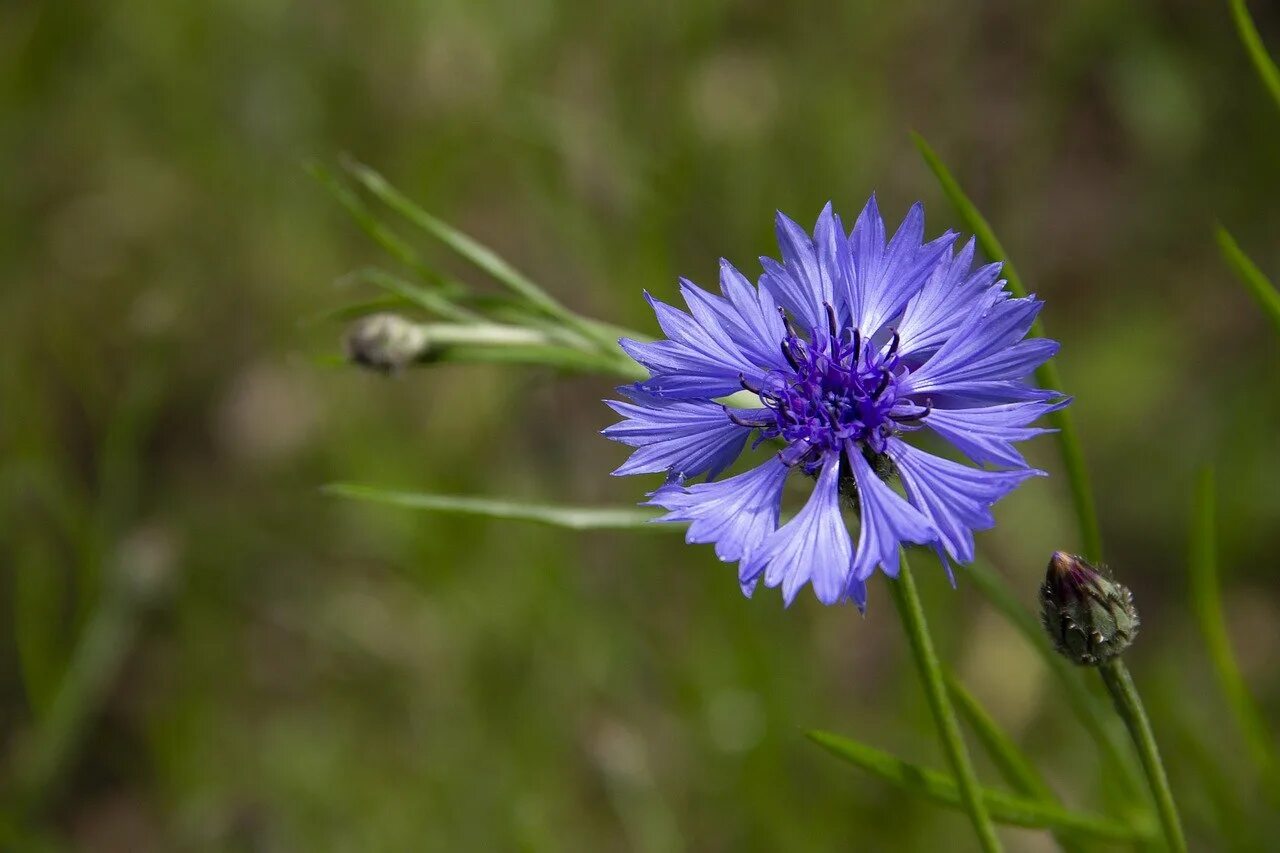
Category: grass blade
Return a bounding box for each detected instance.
[1216,227,1280,337]
[807,731,1153,842]
[339,157,618,351]
[913,134,1102,563]
[947,674,1090,852]
[299,294,417,327]
[1230,0,1280,114]
[307,162,466,300]
[945,673,1055,801]
[10,569,158,811]
[323,485,662,530]
[1189,467,1280,800]
[13,538,67,720]
[340,267,480,324]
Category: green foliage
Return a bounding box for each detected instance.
[1230,0,1280,114]
[806,731,1153,842]
[1216,227,1280,338]
[1189,469,1280,799]
[323,485,661,530]
[3,0,1279,848]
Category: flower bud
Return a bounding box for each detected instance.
[344,313,430,373]
[1039,551,1139,666]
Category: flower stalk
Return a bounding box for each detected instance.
[343,313,643,378]
[889,555,1003,852]
[1098,659,1187,853]
[1039,552,1185,852]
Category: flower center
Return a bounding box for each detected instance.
[735,305,928,473]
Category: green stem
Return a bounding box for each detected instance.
[889,556,1003,852]
[8,570,155,814]
[1188,467,1280,801]
[1216,227,1280,339]
[1230,0,1280,115]
[1098,659,1186,853]
[913,133,1103,561]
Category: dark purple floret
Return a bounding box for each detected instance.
[747,309,921,472]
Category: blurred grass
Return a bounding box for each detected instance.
[2,0,1280,849]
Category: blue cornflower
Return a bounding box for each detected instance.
[604,198,1066,609]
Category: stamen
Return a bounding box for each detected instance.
[888,398,932,424]
[777,305,799,337]
[824,301,839,343]
[885,330,900,360]
[871,369,891,399]
[852,329,862,360]
[780,340,801,371]
[739,373,763,395]
[723,405,769,428]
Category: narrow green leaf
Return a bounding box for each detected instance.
[914,134,1102,563]
[323,485,662,530]
[946,673,1054,801]
[14,538,68,720]
[307,162,466,304]
[11,570,155,810]
[1230,0,1280,114]
[966,558,1144,802]
[1166,703,1258,851]
[429,343,645,377]
[1216,227,1280,337]
[299,294,416,327]
[338,157,618,351]
[340,267,480,324]
[807,731,1152,842]
[1189,468,1280,799]
[340,157,558,312]
[947,673,1088,853]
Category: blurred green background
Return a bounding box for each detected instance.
[2,0,1279,849]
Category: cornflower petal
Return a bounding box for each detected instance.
[646,458,790,566]
[744,455,852,606]
[888,438,1044,564]
[923,399,1069,467]
[853,199,958,336]
[604,394,752,479]
[847,447,938,583]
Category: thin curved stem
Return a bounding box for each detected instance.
[1230,0,1280,115]
[1099,659,1187,853]
[889,555,1003,852]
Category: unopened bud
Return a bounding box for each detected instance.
[1039,551,1139,666]
[344,313,430,373]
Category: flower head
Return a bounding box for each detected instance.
[604,198,1066,609]
[1040,551,1139,665]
